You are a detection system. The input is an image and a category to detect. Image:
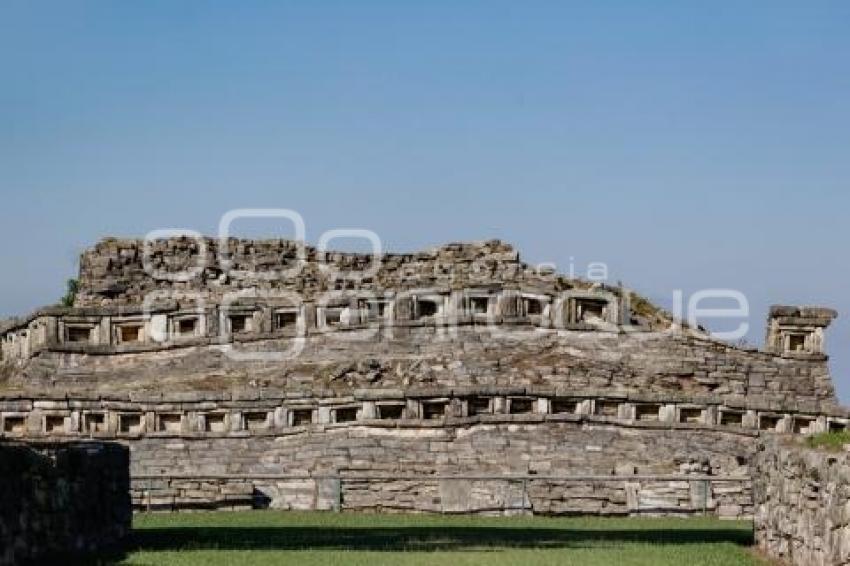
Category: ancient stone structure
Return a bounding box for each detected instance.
[0,440,130,565]
[754,438,850,565]
[0,237,844,517]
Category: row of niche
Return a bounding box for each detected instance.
[1,395,845,438]
[14,288,622,350]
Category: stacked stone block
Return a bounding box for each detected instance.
[124,420,754,517]
[0,238,843,521]
[754,439,850,565]
[0,441,131,565]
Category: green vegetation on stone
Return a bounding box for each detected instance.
[121,511,765,566]
[60,278,79,307]
[806,430,850,451]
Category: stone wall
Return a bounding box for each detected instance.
[0,441,131,565]
[1,238,838,413]
[0,397,758,517]
[754,439,850,565]
[75,238,590,307]
[123,418,754,517]
[1,326,841,411]
[131,475,750,517]
[0,382,842,442]
[0,237,842,525]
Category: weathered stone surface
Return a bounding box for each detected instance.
[126,421,754,516]
[0,441,130,565]
[754,439,850,565]
[0,238,844,519]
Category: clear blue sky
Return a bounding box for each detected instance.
[2,2,849,399]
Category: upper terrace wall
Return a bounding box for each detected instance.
[75,237,623,307]
[0,325,840,411]
[1,238,636,370]
[0,238,839,412]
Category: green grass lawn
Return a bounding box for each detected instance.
[122,511,765,566]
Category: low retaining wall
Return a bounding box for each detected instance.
[131,474,750,517]
[126,420,756,518]
[0,441,131,565]
[754,439,850,565]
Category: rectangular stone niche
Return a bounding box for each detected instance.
[679,407,704,424]
[118,325,143,343]
[523,297,544,315]
[595,400,620,417]
[204,413,227,433]
[635,404,661,422]
[157,413,182,433]
[551,398,579,415]
[290,408,314,426]
[829,420,848,433]
[720,410,744,427]
[759,414,783,432]
[324,308,344,327]
[576,299,608,322]
[359,300,388,322]
[66,326,93,343]
[334,407,359,423]
[119,414,143,434]
[275,310,298,329]
[176,317,198,337]
[229,314,251,334]
[792,416,816,434]
[84,413,107,433]
[45,415,66,434]
[509,398,534,414]
[468,296,489,315]
[416,299,440,318]
[786,333,808,353]
[2,415,25,434]
[377,404,404,420]
[244,411,270,431]
[422,401,447,420]
[467,397,492,416]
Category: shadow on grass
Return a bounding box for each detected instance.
[129,525,754,552]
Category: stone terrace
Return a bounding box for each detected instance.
[0,238,843,517]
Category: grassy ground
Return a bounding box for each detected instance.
[120,511,764,565]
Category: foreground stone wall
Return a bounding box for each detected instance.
[126,418,754,517]
[0,441,131,565]
[132,475,750,517]
[754,439,850,565]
